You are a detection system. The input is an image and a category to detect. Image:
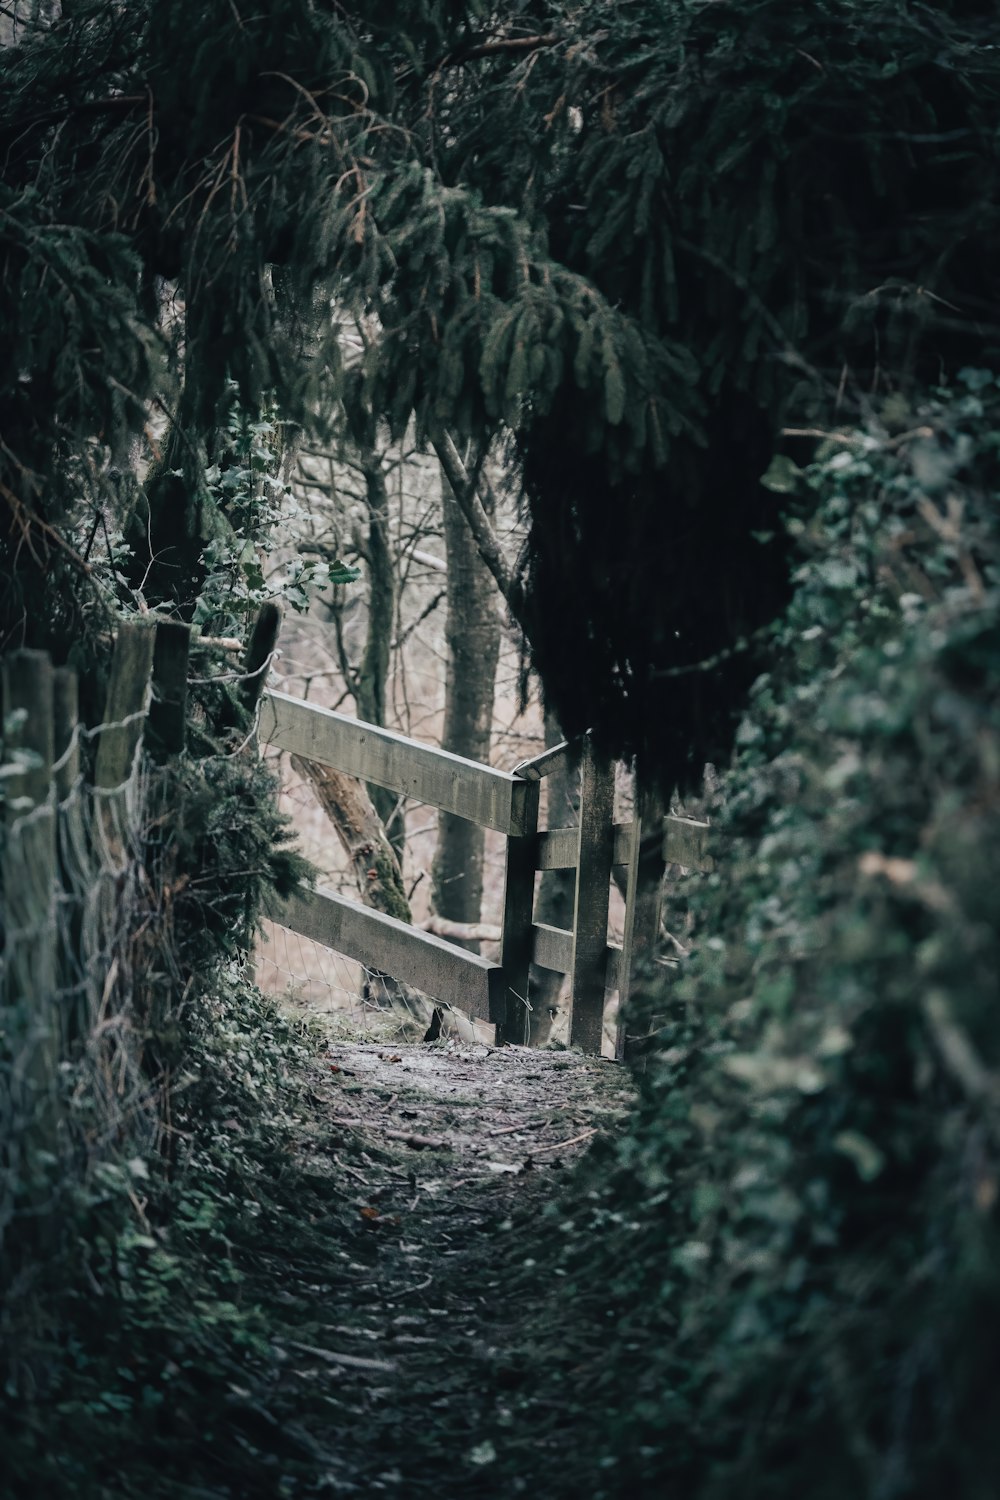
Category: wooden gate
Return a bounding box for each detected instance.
[259,691,713,1055]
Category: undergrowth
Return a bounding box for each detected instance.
[1,974,365,1499]
[510,373,1000,1499]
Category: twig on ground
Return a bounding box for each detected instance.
[529,1126,599,1155]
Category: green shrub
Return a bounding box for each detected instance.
[549,374,1000,1498]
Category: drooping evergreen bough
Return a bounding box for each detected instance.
[1,0,998,783]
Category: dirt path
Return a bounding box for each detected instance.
[267,1036,635,1495]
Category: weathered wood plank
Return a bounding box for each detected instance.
[1,651,60,1155]
[148,621,191,760]
[536,826,579,871]
[260,690,526,835]
[537,820,635,871]
[542,816,716,876]
[270,885,504,1021]
[568,738,616,1055]
[617,779,667,1058]
[532,923,622,991]
[94,619,156,789]
[512,738,571,783]
[498,776,541,1044]
[52,668,80,799]
[663,814,714,872]
[539,816,713,872]
[532,922,573,974]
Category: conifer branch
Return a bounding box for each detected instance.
[20,94,145,132]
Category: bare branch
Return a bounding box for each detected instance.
[431,432,530,639]
[418,915,502,944]
[441,33,559,66]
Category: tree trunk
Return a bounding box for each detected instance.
[355,455,402,846]
[529,703,580,1043]
[431,466,502,952]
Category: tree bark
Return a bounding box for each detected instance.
[430,432,530,638]
[291,756,411,923]
[354,454,403,856]
[431,465,502,952]
[529,703,579,1042]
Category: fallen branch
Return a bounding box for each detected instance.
[329,1117,451,1151]
[418,914,502,944]
[387,1129,451,1150]
[922,992,1000,1126]
[529,1125,599,1155]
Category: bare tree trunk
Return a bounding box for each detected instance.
[529,703,579,1043]
[431,467,502,952]
[354,455,404,858]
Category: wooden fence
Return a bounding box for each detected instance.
[1,615,713,1065]
[260,689,713,1056]
[1,628,166,1184]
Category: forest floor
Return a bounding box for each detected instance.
[257,1028,636,1497]
[7,1005,641,1500]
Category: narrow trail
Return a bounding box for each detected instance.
[266,1036,635,1496]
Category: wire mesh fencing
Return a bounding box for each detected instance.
[1,700,161,1271]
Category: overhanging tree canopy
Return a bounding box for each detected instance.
[2,0,997,778]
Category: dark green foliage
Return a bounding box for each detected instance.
[0,185,151,485]
[164,751,312,962]
[6,2,997,779]
[529,375,1000,1497]
[505,0,1000,778]
[3,10,999,1491]
[0,980,354,1499]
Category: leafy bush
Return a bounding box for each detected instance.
[542,374,1000,1498]
[0,973,354,1499]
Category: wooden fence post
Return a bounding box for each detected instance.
[148,620,191,760]
[498,774,541,1044]
[1,650,60,1158]
[617,776,666,1060]
[94,619,156,865]
[52,668,80,799]
[239,602,282,718]
[94,619,157,792]
[568,735,615,1055]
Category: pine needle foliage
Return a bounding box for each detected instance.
[4,1,998,776]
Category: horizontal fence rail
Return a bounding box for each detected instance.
[259,682,718,1054]
[536,815,714,874]
[531,923,624,993]
[260,690,533,836]
[271,886,504,1020]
